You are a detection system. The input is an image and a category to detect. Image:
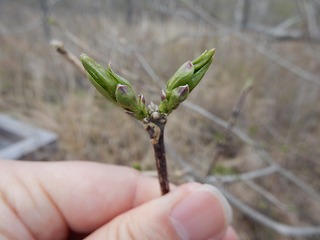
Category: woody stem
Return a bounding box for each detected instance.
[144,116,170,195]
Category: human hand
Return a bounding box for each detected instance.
[0,160,238,240]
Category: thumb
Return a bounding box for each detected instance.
[85,183,233,240]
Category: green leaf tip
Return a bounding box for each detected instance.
[192,48,215,71]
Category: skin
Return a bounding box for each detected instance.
[0,160,238,240]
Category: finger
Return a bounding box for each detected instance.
[220,227,239,240]
[85,183,233,240]
[0,160,169,239]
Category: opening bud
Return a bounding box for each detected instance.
[167,85,190,113]
[115,84,138,112]
[192,48,215,71]
[166,61,194,92]
[136,94,148,120]
[188,58,213,92]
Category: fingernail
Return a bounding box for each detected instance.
[170,184,232,240]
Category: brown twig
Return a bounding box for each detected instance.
[143,109,169,195]
[206,78,253,175]
[50,39,87,77]
[225,78,253,141]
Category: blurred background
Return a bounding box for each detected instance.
[0,0,320,239]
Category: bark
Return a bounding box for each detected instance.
[144,114,170,195]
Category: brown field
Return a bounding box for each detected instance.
[1,1,320,239]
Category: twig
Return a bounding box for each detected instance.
[0,17,42,35]
[50,39,87,77]
[273,15,301,32]
[243,179,289,212]
[62,30,103,62]
[247,23,304,41]
[215,78,253,159]
[246,16,303,40]
[135,52,163,88]
[219,78,252,151]
[166,139,205,182]
[227,78,253,135]
[182,101,255,145]
[280,166,320,202]
[143,110,170,195]
[205,78,254,174]
[206,164,279,183]
[220,186,320,237]
[155,31,223,49]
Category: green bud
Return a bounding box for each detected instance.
[80,54,117,102]
[115,84,138,112]
[136,94,148,120]
[192,48,215,71]
[80,54,118,103]
[166,61,194,93]
[167,85,189,113]
[160,49,215,114]
[159,90,168,113]
[81,54,140,108]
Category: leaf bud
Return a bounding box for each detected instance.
[136,94,148,120]
[115,84,138,112]
[166,61,194,92]
[167,85,189,113]
[80,54,118,103]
